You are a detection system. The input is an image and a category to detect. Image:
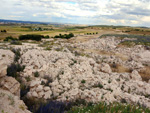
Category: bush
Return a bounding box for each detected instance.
[11,48,21,62]
[54,33,74,39]
[34,71,40,77]
[19,34,44,41]
[81,79,86,84]
[4,36,18,41]
[36,101,71,113]
[7,63,25,78]
[1,30,7,33]
[43,75,53,86]
[44,35,50,39]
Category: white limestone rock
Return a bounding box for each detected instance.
[100,63,112,73]
[0,76,20,97]
[130,70,142,81]
[0,89,31,113]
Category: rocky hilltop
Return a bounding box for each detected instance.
[0,35,150,112]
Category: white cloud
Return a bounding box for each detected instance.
[0,0,150,26]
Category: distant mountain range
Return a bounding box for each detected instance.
[0,19,61,25]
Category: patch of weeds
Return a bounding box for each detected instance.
[43,75,53,86]
[106,88,113,92]
[8,95,15,106]
[70,59,77,66]
[121,98,127,103]
[19,104,25,111]
[81,79,86,84]
[25,76,31,82]
[45,46,52,51]
[121,85,124,91]
[10,40,22,45]
[41,81,46,85]
[1,110,7,113]
[101,94,104,99]
[68,101,150,113]
[0,92,5,97]
[11,48,21,62]
[108,79,111,83]
[34,71,40,77]
[93,83,103,89]
[2,54,5,57]
[74,99,87,106]
[145,94,150,98]
[128,87,131,93]
[116,78,120,81]
[55,47,63,52]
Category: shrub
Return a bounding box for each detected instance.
[20,84,30,97]
[1,30,7,33]
[44,35,49,39]
[93,83,103,88]
[22,97,46,113]
[36,101,71,113]
[4,36,18,41]
[81,79,86,84]
[19,34,44,41]
[34,71,40,77]
[11,48,21,62]
[10,40,22,45]
[43,75,53,86]
[7,63,25,78]
[54,33,74,39]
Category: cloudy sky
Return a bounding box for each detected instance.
[0,0,150,26]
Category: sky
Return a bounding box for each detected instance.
[0,0,150,27]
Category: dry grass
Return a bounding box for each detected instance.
[115,53,129,61]
[139,66,150,82]
[110,63,132,73]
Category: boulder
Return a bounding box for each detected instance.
[30,80,41,88]
[32,91,38,98]
[38,91,44,98]
[44,86,50,92]
[44,91,52,99]
[130,70,142,81]
[0,76,20,97]
[36,85,43,92]
[100,63,112,73]
[0,63,7,78]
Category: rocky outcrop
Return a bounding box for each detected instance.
[133,50,150,66]
[0,76,20,97]
[27,79,52,99]
[0,89,31,113]
[0,49,14,78]
[1,35,150,110]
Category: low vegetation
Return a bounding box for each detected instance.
[7,63,25,79]
[54,33,74,39]
[19,34,44,41]
[100,34,150,46]
[4,36,18,41]
[68,102,150,113]
[139,66,150,82]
